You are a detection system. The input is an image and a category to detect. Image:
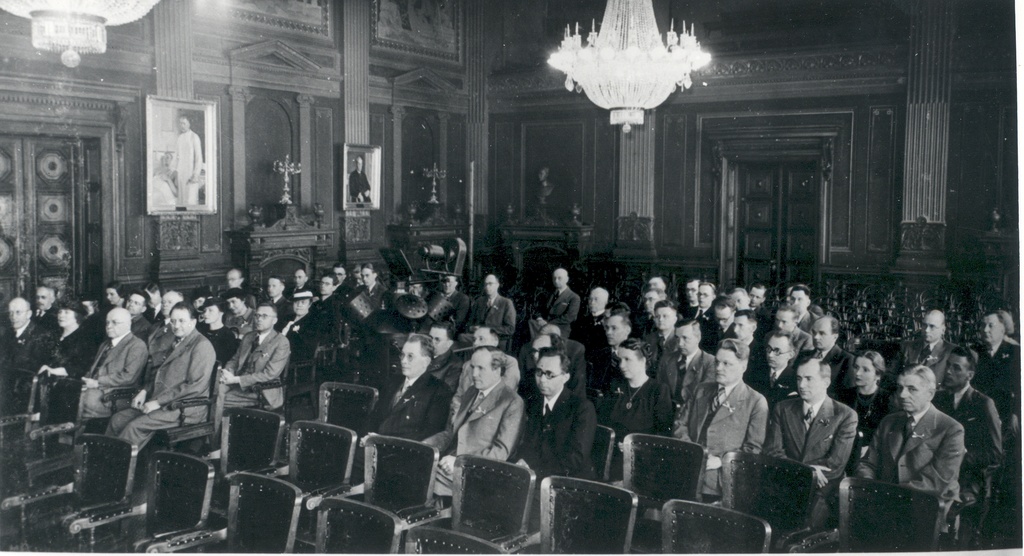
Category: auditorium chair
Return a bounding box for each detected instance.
[538,476,638,553]
[159,472,303,553]
[590,424,615,482]
[661,499,772,553]
[124,363,222,457]
[315,497,403,553]
[720,452,816,551]
[348,434,446,529]
[208,408,286,514]
[1,376,86,490]
[319,381,379,437]
[63,451,216,552]
[788,477,945,552]
[406,526,505,554]
[622,433,707,552]
[0,434,137,552]
[430,455,536,551]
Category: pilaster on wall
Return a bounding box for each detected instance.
[614,113,657,258]
[896,0,955,275]
[297,94,314,210]
[466,0,488,221]
[340,0,374,263]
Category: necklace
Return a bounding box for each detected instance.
[625,383,644,410]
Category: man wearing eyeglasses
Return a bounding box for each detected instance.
[516,348,596,480]
[368,333,453,441]
[746,330,799,411]
[219,303,291,410]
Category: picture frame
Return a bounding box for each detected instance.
[146,96,218,215]
[342,144,382,210]
[371,0,462,64]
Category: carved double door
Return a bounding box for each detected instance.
[0,135,101,302]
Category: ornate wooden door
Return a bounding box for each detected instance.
[736,160,819,287]
[0,136,84,302]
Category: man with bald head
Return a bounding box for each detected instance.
[1,297,55,414]
[33,285,60,333]
[81,308,149,418]
[572,287,609,356]
[896,310,957,387]
[530,267,581,340]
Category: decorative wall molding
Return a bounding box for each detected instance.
[224,0,332,40]
[343,212,373,244]
[230,40,323,72]
[899,218,945,253]
[157,215,201,251]
[393,67,460,93]
[617,213,654,242]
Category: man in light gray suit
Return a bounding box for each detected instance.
[657,319,715,415]
[107,303,215,448]
[81,308,148,418]
[674,339,768,501]
[219,303,291,410]
[424,346,524,497]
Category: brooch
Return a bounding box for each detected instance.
[818,418,831,426]
[721,402,736,414]
[292,325,300,333]
[911,432,927,440]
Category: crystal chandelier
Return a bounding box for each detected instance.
[0,0,162,68]
[548,0,711,132]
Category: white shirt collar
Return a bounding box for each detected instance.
[110,331,131,347]
[543,386,564,412]
[683,349,699,369]
[13,323,29,337]
[719,381,740,399]
[953,383,970,405]
[479,381,500,399]
[404,372,424,389]
[802,397,826,419]
[909,406,930,425]
[257,330,271,345]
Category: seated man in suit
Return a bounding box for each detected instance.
[424,346,524,496]
[125,290,153,339]
[643,300,679,372]
[32,285,60,333]
[973,310,1021,421]
[280,291,319,362]
[263,276,294,331]
[426,322,464,391]
[636,286,666,338]
[571,287,609,357]
[657,318,715,415]
[678,278,701,321]
[765,358,857,529]
[451,327,521,418]
[674,339,768,501]
[518,329,586,401]
[774,304,813,354]
[80,308,148,418]
[788,284,815,333]
[588,303,633,398]
[516,347,596,480]
[439,275,471,335]
[464,274,517,352]
[703,295,738,352]
[529,267,581,340]
[1,297,55,415]
[808,316,855,399]
[218,303,291,411]
[933,347,1002,511]
[746,330,799,410]
[359,263,389,311]
[369,334,453,441]
[107,303,216,449]
[856,365,966,504]
[894,309,957,388]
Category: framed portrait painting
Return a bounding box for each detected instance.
[146,96,218,214]
[342,144,381,210]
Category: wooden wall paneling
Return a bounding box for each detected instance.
[369,108,389,210]
[591,118,617,251]
[447,114,467,213]
[827,112,855,254]
[695,117,717,250]
[314,105,335,245]
[491,121,515,223]
[998,104,1018,225]
[402,108,439,208]
[120,99,145,261]
[245,95,296,221]
[657,113,687,251]
[866,106,897,254]
[519,120,586,224]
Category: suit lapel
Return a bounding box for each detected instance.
[711,383,746,425]
[468,384,504,422]
[901,406,934,456]
[802,398,835,457]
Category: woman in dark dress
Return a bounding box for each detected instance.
[39,301,98,380]
[974,310,1021,420]
[199,298,240,366]
[599,338,674,481]
[839,350,895,474]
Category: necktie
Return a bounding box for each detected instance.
[698,387,726,445]
[88,342,112,378]
[897,414,916,456]
[770,370,780,388]
[918,344,932,365]
[392,381,409,407]
[469,391,486,413]
[814,349,824,359]
[804,408,815,430]
[36,309,43,317]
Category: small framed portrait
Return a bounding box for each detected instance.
[342,144,382,210]
[145,96,218,214]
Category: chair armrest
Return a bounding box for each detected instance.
[1,482,74,510]
[397,505,449,528]
[251,379,283,392]
[65,502,144,534]
[166,397,212,411]
[135,527,228,553]
[776,527,814,550]
[0,413,32,427]
[304,484,353,511]
[785,529,839,552]
[101,387,139,404]
[492,531,532,552]
[27,421,76,441]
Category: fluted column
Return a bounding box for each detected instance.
[466,0,488,218]
[229,86,251,219]
[896,0,955,272]
[391,106,405,212]
[153,0,193,98]
[614,113,657,258]
[297,94,314,210]
[343,0,370,144]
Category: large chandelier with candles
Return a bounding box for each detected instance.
[0,0,162,68]
[548,0,711,132]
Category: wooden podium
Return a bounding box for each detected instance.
[228,205,335,286]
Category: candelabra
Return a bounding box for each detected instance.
[422,162,447,205]
[273,154,301,205]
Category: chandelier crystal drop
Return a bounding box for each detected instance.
[548,0,711,132]
[0,0,162,67]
